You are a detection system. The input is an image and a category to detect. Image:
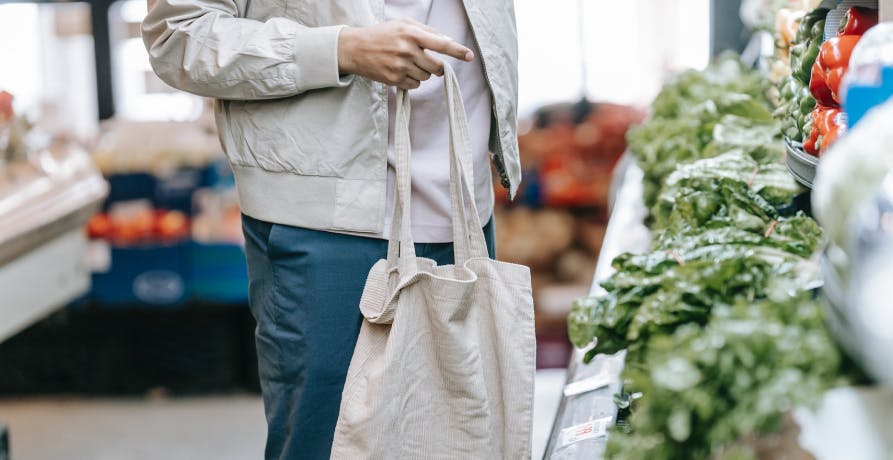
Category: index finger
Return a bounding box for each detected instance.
[401,17,442,36]
[413,30,474,62]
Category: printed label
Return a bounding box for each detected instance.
[563,371,611,397]
[558,417,611,448]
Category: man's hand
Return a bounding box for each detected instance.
[338,18,474,90]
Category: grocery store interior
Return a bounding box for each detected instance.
[2,0,893,459]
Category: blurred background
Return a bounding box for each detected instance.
[0,1,742,459]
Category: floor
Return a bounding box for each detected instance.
[0,369,567,460]
[0,395,266,460]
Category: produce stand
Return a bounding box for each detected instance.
[544,157,893,459]
[0,147,108,342]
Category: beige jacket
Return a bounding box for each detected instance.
[142,0,520,233]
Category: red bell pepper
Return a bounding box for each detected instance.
[803,106,844,156]
[809,35,861,107]
[838,6,878,36]
[809,61,837,107]
[802,7,876,156]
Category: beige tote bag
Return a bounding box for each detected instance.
[330,64,536,460]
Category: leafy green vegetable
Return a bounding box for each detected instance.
[628,56,779,208]
[569,244,809,361]
[653,152,801,225]
[605,292,843,460]
[567,54,847,460]
[649,55,772,120]
[567,162,821,360]
[701,118,781,161]
[626,114,711,206]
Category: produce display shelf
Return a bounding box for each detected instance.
[0,149,108,342]
[542,156,649,459]
[542,155,893,460]
[0,229,91,343]
[785,137,819,189]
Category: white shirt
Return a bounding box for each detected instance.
[381,0,494,243]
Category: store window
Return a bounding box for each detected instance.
[515,0,711,114]
[0,3,97,140]
[109,0,205,122]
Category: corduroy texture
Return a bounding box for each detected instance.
[330,64,535,460]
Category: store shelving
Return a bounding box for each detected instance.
[1,230,89,342]
[542,157,648,459]
[0,146,107,342]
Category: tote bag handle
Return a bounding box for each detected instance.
[386,62,490,277]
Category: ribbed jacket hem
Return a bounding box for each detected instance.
[233,165,387,234]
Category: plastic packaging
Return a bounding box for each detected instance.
[842,23,893,126]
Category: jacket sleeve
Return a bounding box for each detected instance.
[141,0,352,100]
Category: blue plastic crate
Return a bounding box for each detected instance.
[105,168,204,214]
[189,242,248,304]
[103,173,156,210]
[91,243,190,307]
[155,168,204,214]
[200,158,236,189]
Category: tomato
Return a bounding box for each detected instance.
[86,213,112,239]
[156,210,190,241]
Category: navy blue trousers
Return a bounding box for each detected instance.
[242,214,495,460]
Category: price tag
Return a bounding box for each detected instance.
[563,371,611,397]
[558,417,611,448]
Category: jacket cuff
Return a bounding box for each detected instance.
[294,25,353,90]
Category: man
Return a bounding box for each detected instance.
[142,1,520,458]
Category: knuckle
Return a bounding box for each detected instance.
[396,43,414,57]
[400,25,417,38]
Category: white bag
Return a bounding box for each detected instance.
[330,64,536,460]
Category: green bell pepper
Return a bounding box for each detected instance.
[796,8,829,41]
[797,38,821,82]
[799,86,816,116]
[790,9,829,84]
[779,77,797,103]
[790,43,806,81]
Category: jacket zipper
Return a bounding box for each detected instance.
[460,1,512,190]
